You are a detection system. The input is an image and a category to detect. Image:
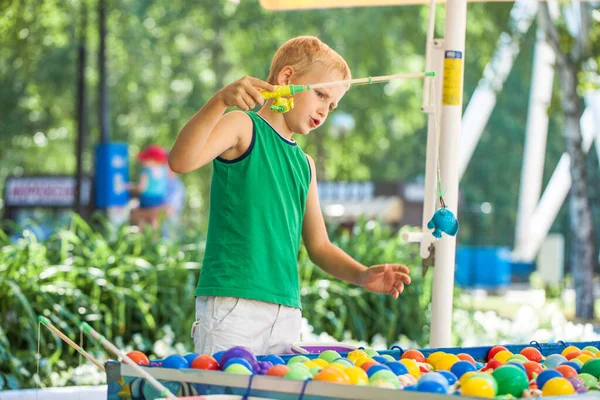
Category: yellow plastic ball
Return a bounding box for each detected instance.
[348,350,368,363]
[345,366,369,385]
[576,354,593,364]
[493,350,513,364]
[436,353,460,371]
[459,371,477,386]
[312,358,329,368]
[541,377,575,396]
[461,377,496,398]
[561,346,580,357]
[400,358,421,378]
[327,363,347,372]
[302,360,318,369]
[426,351,446,369]
[354,357,373,368]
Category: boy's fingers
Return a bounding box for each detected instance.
[239,94,255,110]
[248,87,265,105]
[394,272,411,285]
[390,264,410,275]
[246,77,275,92]
[394,281,405,294]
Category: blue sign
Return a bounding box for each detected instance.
[95,143,129,208]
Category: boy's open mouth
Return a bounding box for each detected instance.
[310,117,321,128]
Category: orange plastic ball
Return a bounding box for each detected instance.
[126,350,149,365]
[266,364,290,377]
[314,366,351,384]
[457,353,477,366]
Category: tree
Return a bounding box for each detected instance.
[538,2,598,320]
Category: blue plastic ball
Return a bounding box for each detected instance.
[450,360,476,379]
[561,361,582,374]
[366,364,392,378]
[416,380,447,393]
[385,361,409,376]
[418,372,449,390]
[536,369,562,389]
[437,370,458,386]
[212,350,226,363]
[544,354,568,369]
[372,356,389,364]
[404,385,417,391]
[183,353,199,365]
[162,354,189,369]
[262,355,285,366]
[223,357,253,371]
[507,362,527,375]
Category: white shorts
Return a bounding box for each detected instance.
[190,296,302,355]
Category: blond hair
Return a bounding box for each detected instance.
[266,36,351,84]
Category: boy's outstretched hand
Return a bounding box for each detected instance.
[359,264,411,299]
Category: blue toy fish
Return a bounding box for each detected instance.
[427,206,459,239]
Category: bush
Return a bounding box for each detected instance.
[0,214,204,389]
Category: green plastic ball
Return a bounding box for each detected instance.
[224,364,252,375]
[318,350,342,364]
[506,354,528,364]
[492,365,529,397]
[287,355,310,365]
[581,358,600,379]
[577,373,598,388]
[284,367,312,380]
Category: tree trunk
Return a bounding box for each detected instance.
[556,61,597,320]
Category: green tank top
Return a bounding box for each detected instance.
[195,111,311,309]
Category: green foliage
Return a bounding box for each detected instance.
[0,214,204,389]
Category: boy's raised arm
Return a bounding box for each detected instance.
[169,77,274,174]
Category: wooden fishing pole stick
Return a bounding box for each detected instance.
[38,316,105,371]
[80,322,177,400]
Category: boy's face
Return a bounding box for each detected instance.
[282,68,347,135]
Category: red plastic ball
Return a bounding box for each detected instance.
[555,365,578,379]
[565,351,583,361]
[360,361,378,373]
[483,359,503,371]
[191,354,219,370]
[402,349,426,363]
[523,361,543,380]
[487,346,509,361]
[520,347,543,363]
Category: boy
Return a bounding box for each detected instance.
[169,36,411,355]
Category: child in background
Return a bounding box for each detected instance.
[129,144,169,230]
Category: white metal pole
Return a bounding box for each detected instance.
[513,24,555,261]
[430,0,467,348]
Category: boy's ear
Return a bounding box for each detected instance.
[277,66,294,86]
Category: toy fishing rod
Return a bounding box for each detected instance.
[260,71,435,113]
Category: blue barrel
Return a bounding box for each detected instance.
[95,142,129,208]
